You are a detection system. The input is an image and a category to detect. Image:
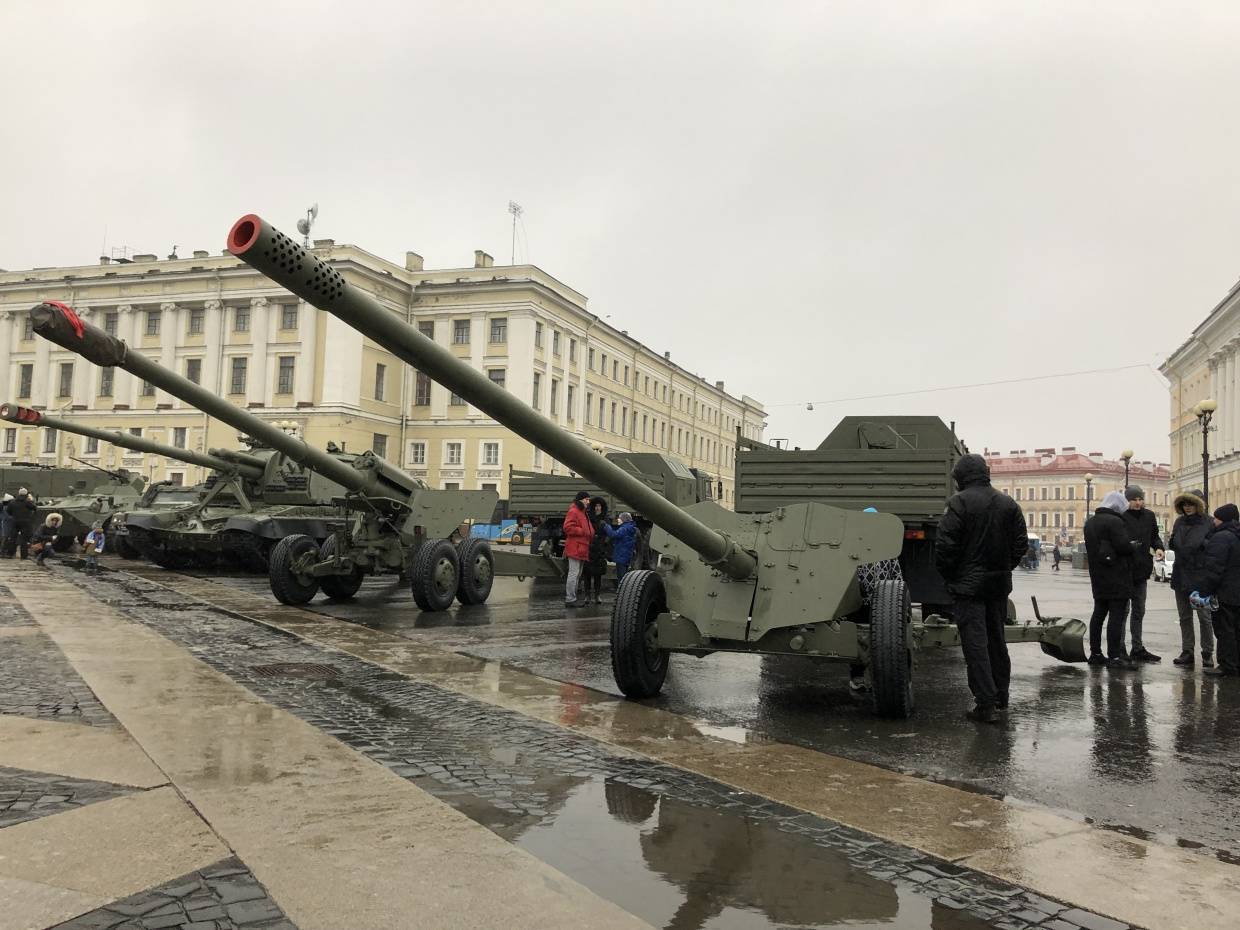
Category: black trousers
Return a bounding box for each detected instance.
[12,524,33,560]
[1090,598,1129,658]
[953,597,1011,708]
[583,564,606,596]
[1214,603,1240,675]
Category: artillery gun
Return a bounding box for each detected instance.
[29,302,497,609]
[208,213,1086,717]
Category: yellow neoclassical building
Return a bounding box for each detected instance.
[0,242,766,505]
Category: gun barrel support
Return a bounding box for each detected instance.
[226,215,758,580]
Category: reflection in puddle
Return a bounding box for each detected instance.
[516,778,994,929]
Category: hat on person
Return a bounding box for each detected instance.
[618,512,633,524]
[92,521,103,530]
[1100,491,1129,514]
[573,490,590,503]
[1214,503,1239,523]
[1124,485,1145,501]
[17,487,27,496]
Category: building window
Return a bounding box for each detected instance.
[43,429,57,454]
[277,356,295,394]
[418,320,435,339]
[146,310,161,336]
[569,339,577,363]
[567,385,575,421]
[169,427,186,449]
[58,363,73,397]
[622,406,628,436]
[1014,488,1022,501]
[1067,511,1075,528]
[99,368,114,397]
[1040,487,1048,500]
[490,318,507,343]
[483,442,500,466]
[409,441,426,465]
[18,364,32,398]
[660,422,666,447]
[599,396,606,427]
[230,357,247,395]
[85,436,99,454]
[453,319,470,344]
[1054,487,1062,500]
[533,448,543,468]
[482,483,497,492]
[1040,512,1048,527]
[168,472,184,486]
[415,371,431,406]
[23,315,35,340]
[373,434,388,458]
[281,304,299,329]
[534,322,543,348]
[613,360,619,380]
[130,428,142,438]
[1053,511,1062,527]
[532,373,541,410]
[3,428,15,453]
[375,364,386,402]
[588,348,595,371]
[444,482,460,491]
[189,308,205,334]
[586,392,594,425]
[601,353,608,376]
[234,306,250,332]
[1068,486,1076,500]
[446,442,462,465]
[642,414,648,442]
[185,358,201,385]
[105,312,118,336]
[553,331,561,355]
[488,369,506,390]
[644,376,650,394]
[450,392,467,407]
[142,380,156,397]
[550,379,559,416]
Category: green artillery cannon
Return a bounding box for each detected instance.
[214,213,1086,717]
[30,303,498,609]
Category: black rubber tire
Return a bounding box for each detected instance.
[113,534,140,560]
[610,570,669,698]
[317,535,364,600]
[870,579,915,718]
[455,538,495,605]
[268,534,321,605]
[410,538,459,612]
[510,531,524,546]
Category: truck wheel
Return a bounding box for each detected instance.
[317,536,363,600]
[511,531,524,546]
[455,537,494,605]
[610,570,669,698]
[870,579,914,718]
[411,538,459,611]
[269,534,320,605]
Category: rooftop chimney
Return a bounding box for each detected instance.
[406,252,424,272]
[474,250,494,269]
[99,256,110,265]
[132,253,157,263]
[313,239,335,249]
[716,380,724,390]
[192,250,209,259]
[663,351,670,360]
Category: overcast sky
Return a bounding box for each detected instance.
[5,2,1240,464]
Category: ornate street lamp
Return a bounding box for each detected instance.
[1192,399,1217,509]
[1084,472,1094,523]
[1120,449,1134,491]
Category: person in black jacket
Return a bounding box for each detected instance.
[8,488,38,561]
[1200,503,1240,677]
[1084,491,1136,669]
[1120,485,1164,663]
[583,497,611,605]
[935,454,1028,723]
[1168,489,1216,668]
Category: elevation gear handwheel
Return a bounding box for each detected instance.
[317,535,364,601]
[410,538,460,612]
[869,579,915,718]
[268,533,321,605]
[610,570,670,698]
[455,537,494,605]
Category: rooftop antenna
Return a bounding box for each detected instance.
[296,203,319,248]
[508,200,523,264]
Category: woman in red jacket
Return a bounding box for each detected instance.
[563,490,593,607]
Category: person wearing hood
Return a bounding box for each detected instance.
[583,496,611,605]
[31,512,63,568]
[935,454,1029,723]
[1200,503,1240,677]
[7,487,37,561]
[1168,489,1216,668]
[1120,485,1164,663]
[562,490,593,607]
[0,493,12,559]
[604,512,639,585]
[1084,491,1136,668]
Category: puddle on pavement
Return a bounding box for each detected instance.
[515,778,994,930]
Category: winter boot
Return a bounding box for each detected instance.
[1173,651,1195,667]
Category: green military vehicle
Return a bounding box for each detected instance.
[1,462,145,549]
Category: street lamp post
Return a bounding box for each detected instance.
[1120,449,1133,491]
[1084,472,1094,527]
[1193,399,1218,509]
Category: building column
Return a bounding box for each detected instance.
[1230,340,1240,458]
[0,310,12,402]
[430,312,451,419]
[202,300,223,400]
[70,308,93,409]
[247,297,269,407]
[468,310,487,418]
[295,299,316,407]
[158,302,179,408]
[31,324,52,408]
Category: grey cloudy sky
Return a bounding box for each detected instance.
[4,1,1239,463]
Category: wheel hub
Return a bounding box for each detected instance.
[433,557,457,595]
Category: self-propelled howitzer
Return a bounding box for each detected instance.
[30,302,498,608]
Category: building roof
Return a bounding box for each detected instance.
[982,447,1170,481]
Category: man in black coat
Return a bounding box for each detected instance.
[7,488,37,561]
[1168,489,1216,668]
[1084,491,1136,669]
[1120,485,1164,663]
[935,454,1028,723]
[1200,503,1240,677]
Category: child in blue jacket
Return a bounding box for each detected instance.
[604,512,639,584]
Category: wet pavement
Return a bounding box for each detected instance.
[198,565,1240,865]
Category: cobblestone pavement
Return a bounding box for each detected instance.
[0,763,136,828]
[52,857,297,930]
[48,567,1130,930]
[0,583,118,728]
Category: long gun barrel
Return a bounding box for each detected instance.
[225,214,757,580]
[0,403,261,479]
[209,447,269,473]
[27,305,413,502]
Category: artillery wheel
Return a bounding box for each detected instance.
[268,534,321,605]
[410,538,459,612]
[317,536,363,601]
[870,579,914,719]
[610,570,669,698]
[455,538,494,605]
